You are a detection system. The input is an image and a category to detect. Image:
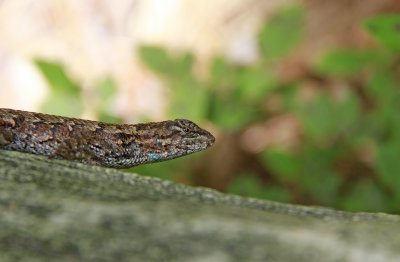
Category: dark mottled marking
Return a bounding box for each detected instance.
[12,115,25,127]
[158,130,181,140]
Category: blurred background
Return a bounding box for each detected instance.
[1,0,400,213]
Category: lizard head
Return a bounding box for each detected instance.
[167,118,215,150]
[136,119,215,163]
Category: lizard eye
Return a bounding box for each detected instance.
[183,127,190,132]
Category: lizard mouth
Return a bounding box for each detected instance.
[208,133,215,146]
[199,129,215,147]
[194,130,215,148]
[182,132,215,153]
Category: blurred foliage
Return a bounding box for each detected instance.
[227,172,292,203]
[36,60,121,123]
[138,7,400,213]
[35,5,400,213]
[95,76,122,124]
[36,60,84,117]
[364,14,400,51]
[259,5,305,63]
[139,47,207,121]
[315,49,388,76]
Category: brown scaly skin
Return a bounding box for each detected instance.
[0,108,215,168]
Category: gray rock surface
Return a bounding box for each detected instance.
[0,149,399,262]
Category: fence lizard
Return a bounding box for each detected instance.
[0,108,215,168]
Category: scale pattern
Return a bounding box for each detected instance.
[0,108,215,168]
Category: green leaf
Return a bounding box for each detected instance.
[364,72,400,143]
[275,84,299,111]
[139,46,170,73]
[95,76,122,123]
[35,60,80,96]
[40,91,84,117]
[367,72,400,119]
[209,59,268,129]
[210,56,236,87]
[168,82,209,122]
[35,60,83,117]
[211,98,261,130]
[340,180,388,212]
[227,172,291,202]
[299,90,360,142]
[260,149,300,183]
[315,49,384,76]
[96,76,117,102]
[299,94,334,142]
[376,143,400,195]
[236,66,278,102]
[299,146,342,205]
[139,46,205,121]
[259,5,305,62]
[302,169,341,205]
[365,14,400,51]
[175,53,194,76]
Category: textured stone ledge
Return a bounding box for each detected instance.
[0,149,399,262]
